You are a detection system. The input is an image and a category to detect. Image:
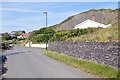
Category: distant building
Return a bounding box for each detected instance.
[17,33,29,39]
[17,35,23,39]
[9,34,17,39]
[10,31,16,34]
[21,33,29,38]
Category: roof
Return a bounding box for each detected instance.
[20,33,29,37]
[74,19,111,29]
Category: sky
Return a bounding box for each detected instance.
[1,2,118,33]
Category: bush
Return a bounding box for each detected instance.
[29,27,55,43]
[50,27,99,42]
[29,27,101,43]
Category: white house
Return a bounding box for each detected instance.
[17,35,23,38]
[74,19,111,29]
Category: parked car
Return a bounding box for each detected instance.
[0,55,7,63]
[8,42,14,48]
[0,55,8,79]
[0,43,8,50]
[0,42,14,50]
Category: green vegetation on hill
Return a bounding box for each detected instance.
[29,22,118,43]
[29,27,101,43]
[49,27,99,42]
[69,23,119,42]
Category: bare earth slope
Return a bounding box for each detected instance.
[50,9,118,31]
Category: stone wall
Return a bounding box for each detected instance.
[48,41,119,69]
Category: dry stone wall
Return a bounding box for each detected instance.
[48,41,119,69]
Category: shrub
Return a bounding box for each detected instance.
[29,27,55,43]
[50,27,99,42]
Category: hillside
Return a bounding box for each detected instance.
[49,9,118,31]
[29,9,119,43]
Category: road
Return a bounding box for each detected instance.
[3,45,96,78]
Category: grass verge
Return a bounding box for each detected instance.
[15,41,25,46]
[44,50,119,78]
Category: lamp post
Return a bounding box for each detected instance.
[43,12,48,50]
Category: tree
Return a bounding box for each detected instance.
[28,27,55,43]
[1,33,11,40]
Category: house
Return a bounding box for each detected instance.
[74,15,112,29]
[9,34,17,39]
[17,35,23,39]
[18,33,29,38]
[74,19,111,29]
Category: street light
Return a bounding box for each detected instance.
[43,12,48,50]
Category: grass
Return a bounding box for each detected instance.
[68,23,119,42]
[44,50,119,78]
[15,41,26,46]
[0,37,2,42]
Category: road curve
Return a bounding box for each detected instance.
[3,45,96,78]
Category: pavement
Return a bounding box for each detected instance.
[2,45,96,78]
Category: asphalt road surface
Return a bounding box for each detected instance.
[3,45,96,78]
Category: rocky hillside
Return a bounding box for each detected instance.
[49,9,118,31]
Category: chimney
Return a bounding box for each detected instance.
[92,15,95,21]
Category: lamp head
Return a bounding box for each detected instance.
[43,12,47,14]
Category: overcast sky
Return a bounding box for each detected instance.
[1,2,118,33]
